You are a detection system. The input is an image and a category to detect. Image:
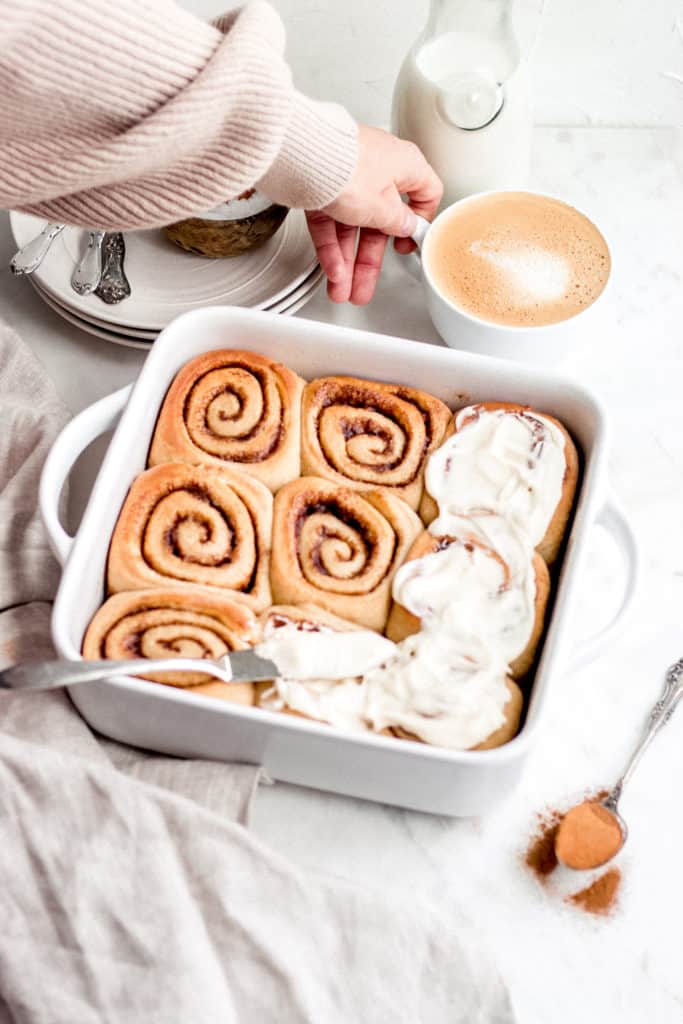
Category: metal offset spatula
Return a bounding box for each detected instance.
[0,652,279,692]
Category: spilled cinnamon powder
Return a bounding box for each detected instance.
[565,868,621,917]
[524,810,562,883]
[523,790,622,918]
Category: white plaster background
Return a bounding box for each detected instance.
[182,0,683,126]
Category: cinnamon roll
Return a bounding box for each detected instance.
[421,402,579,563]
[82,586,259,702]
[386,679,523,751]
[255,604,371,730]
[270,476,422,632]
[107,462,272,610]
[301,376,451,510]
[385,520,550,678]
[148,349,305,492]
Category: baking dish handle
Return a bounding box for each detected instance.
[566,492,639,674]
[40,386,132,565]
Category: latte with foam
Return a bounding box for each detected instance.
[426,192,610,328]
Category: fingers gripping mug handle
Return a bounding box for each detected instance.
[412,215,431,248]
[39,386,132,565]
[566,493,639,674]
[403,214,432,281]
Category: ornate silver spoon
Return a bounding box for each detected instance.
[556,657,683,869]
[11,222,65,275]
[71,230,105,295]
[94,232,131,304]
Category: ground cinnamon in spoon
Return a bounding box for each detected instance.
[565,867,621,916]
[555,800,624,870]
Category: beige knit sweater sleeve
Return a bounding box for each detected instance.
[0,0,358,229]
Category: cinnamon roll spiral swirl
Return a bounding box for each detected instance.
[82,587,258,701]
[270,477,422,632]
[107,462,272,609]
[301,376,451,510]
[149,349,305,492]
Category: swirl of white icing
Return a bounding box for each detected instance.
[260,676,370,733]
[393,513,536,665]
[364,633,510,749]
[256,620,395,732]
[426,406,566,547]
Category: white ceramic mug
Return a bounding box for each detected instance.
[412,190,612,365]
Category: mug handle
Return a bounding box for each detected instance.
[412,215,431,248]
[564,492,639,674]
[39,386,132,565]
[401,214,432,281]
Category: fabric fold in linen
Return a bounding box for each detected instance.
[0,735,515,1023]
[0,320,263,819]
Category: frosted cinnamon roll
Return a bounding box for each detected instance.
[270,477,422,632]
[148,349,305,492]
[420,402,579,563]
[255,604,390,732]
[82,586,258,702]
[107,462,272,610]
[301,376,451,510]
[385,517,550,678]
[371,674,524,752]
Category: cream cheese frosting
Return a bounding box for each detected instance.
[364,633,510,749]
[256,619,396,733]
[256,621,396,680]
[425,406,567,547]
[260,676,370,733]
[393,514,536,665]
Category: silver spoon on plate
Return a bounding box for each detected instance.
[10,222,65,275]
[71,230,105,295]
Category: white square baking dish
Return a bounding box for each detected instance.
[40,307,637,816]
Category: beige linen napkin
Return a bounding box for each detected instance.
[0,322,259,822]
[0,322,514,1023]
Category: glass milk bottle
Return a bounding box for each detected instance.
[392,0,532,205]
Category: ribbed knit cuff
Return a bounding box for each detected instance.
[258,92,358,210]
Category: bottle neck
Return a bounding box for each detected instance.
[416,0,521,130]
[419,0,520,85]
[425,0,515,38]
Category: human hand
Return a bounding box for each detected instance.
[306,125,442,305]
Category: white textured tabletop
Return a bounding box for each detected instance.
[3,126,682,1022]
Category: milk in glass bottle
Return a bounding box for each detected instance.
[392,0,532,204]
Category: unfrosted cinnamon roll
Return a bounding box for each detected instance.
[385,522,550,678]
[301,376,451,510]
[82,586,259,702]
[107,462,272,609]
[148,349,305,492]
[420,402,579,563]
[270,476,422,632]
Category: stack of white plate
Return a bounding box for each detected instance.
[10,211,323,349]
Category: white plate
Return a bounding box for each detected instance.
[30,263,324,340]
[10,210,318,331]
[31,274,324,349]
